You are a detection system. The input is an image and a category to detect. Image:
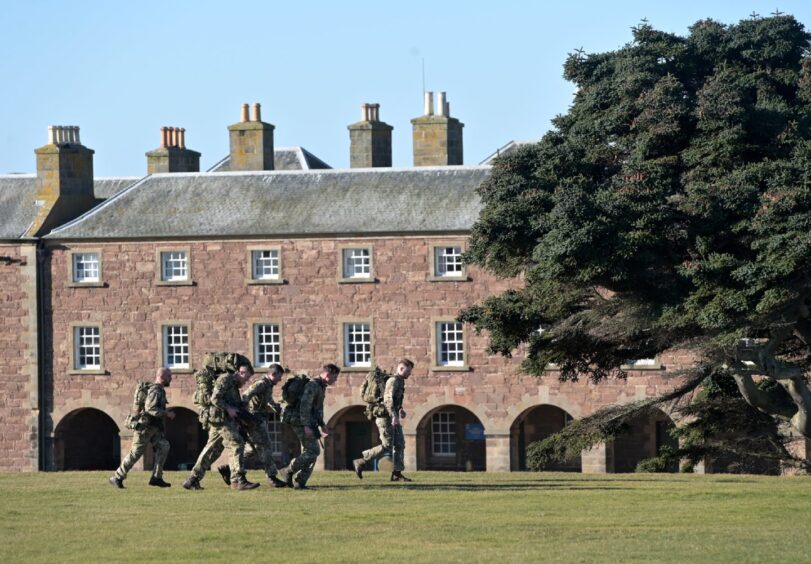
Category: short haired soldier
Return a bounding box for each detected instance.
[279,363,341,490]
[183,361,259,491]
[109,367,175,488]
[218,363,288,488]
[353,358,414,481]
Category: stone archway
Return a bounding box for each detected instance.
[613,408,678,472]
[324,405,379,470]
[416,405,486,471]
[162,407,208,471]
[510,404,581,471]
[53,408,120,471]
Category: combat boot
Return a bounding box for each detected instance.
[352,458,365,480]
[182,475,204,491]
[269,475,288,488]
[148,476,171,488]
[231,475,260,491]
[217,464,231,486]
[108,475,125,489]
[293,481,309,490]
[279,464,294,488]
[390,471,412,482]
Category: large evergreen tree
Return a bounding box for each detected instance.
[460,14,811,467]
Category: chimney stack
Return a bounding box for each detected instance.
[27,126,96,237]
[411,91,464,166]
[348,102,393,168]
[146,126,201,174]
[228,101,275,171]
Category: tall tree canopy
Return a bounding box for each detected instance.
[460,15,811,455]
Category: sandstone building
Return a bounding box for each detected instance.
[0,94,691,474]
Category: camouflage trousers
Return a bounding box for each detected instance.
[191,419,245,482]
[245,418,280,479]
[362,417,405,472]
[114,425,169,480]
[288,425,320,486]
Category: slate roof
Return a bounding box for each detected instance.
[0,175,141,239]
[46,166,490,240]
[208,147,331,172]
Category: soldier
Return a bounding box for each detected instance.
[280,363,341,490]
[217,363,288,488]
[353,358,414,481]
[109,367,175,488]
[183,361,259,491]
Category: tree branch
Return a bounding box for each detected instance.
[730,372,797,420]
[782,378,811,437]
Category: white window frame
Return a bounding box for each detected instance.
[162,325,190,369]
[72,252,101,283]
[254,323,282,367]
[437,321,465,367]
[434,246,464,278]
[268,413,283,455]
[251,249,281,281]
[160,250,189,282]
[73,326,101,370]
[341,247,372,280]
[343,322,372,368]
[431,411,457,456]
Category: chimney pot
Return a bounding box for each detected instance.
[252,103,262,122]
[437,92,447,117]
[424,91,434,116]
[48,126,56,144]
[179,128,186,149]
[240,103,250,123]
[160,127,168,148]
[361,104,369,121]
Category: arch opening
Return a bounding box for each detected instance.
[53,408,120,471]
[613,408,678,473]
[324,405,379,470]
[510,404,581,471]
[416,405,486,471]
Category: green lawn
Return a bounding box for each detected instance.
[0,471,808,562]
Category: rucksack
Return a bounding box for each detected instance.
[124,381,152,430]
[193,352,252,426]
[281,375,310,408]
[361,367,391,406]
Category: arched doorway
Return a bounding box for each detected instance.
[53,408,120,471]
[417,405,486,471]
[613,408,678,472]
[162,407,207,471]
[242,412,301,470]
[324,406,379,470]
[510,405,580,471]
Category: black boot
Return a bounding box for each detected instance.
[231,475,260,491]
[269,475,288,488]
[182,475,204,490]
[279,465,294,488]
[217,464,231,486]
[108,475,125,489]
[390,471,412,482]
[149,475,171,488]
[352,458,365,480]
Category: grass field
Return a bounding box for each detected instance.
[0,470,809,563]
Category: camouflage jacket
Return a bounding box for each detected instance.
[284,378,327,428]
[209,373,242,426]
[142,383,169,429]
[383,376,405,418]
[242,377,281,418]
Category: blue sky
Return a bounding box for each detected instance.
[3,1,811,176]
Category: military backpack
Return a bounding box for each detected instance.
[124,381,152,431]
[360,367,392,419]
[281,374,310,408]
[193,352,252,427]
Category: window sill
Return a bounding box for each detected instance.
[621,364,664,371]
[430,365,471,372]
[337,278,377,284]
[341,365,373,373]
[156,280,194,287]
[246,278,286,286]
[68,369,107,375]
[167,368,194,374]
[426,275,470,282]
[67,281,106,288]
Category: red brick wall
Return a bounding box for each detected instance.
[44,237,696,471]
[0,243,37,470]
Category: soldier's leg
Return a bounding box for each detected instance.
[293,434,321,486]
[150,431,170,479]
[220,420,246,481]
[392,424,406,472]
[362,417,393,464]
[191,427,224,480]
[249,423,279,478]
[114,428,152,480]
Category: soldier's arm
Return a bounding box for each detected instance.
[144,387,166,418]
[384,377,397,415]
[211,375,233,410]
[242,380,260,404]
[299,382,317,428]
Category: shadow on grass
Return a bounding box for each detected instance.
[309,482,632,491]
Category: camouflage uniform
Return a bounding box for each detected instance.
[283,378,327,486]
[114,383,170,480]
[190,373,246,483]
[362,375,406,472]
[242,377,282,479]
